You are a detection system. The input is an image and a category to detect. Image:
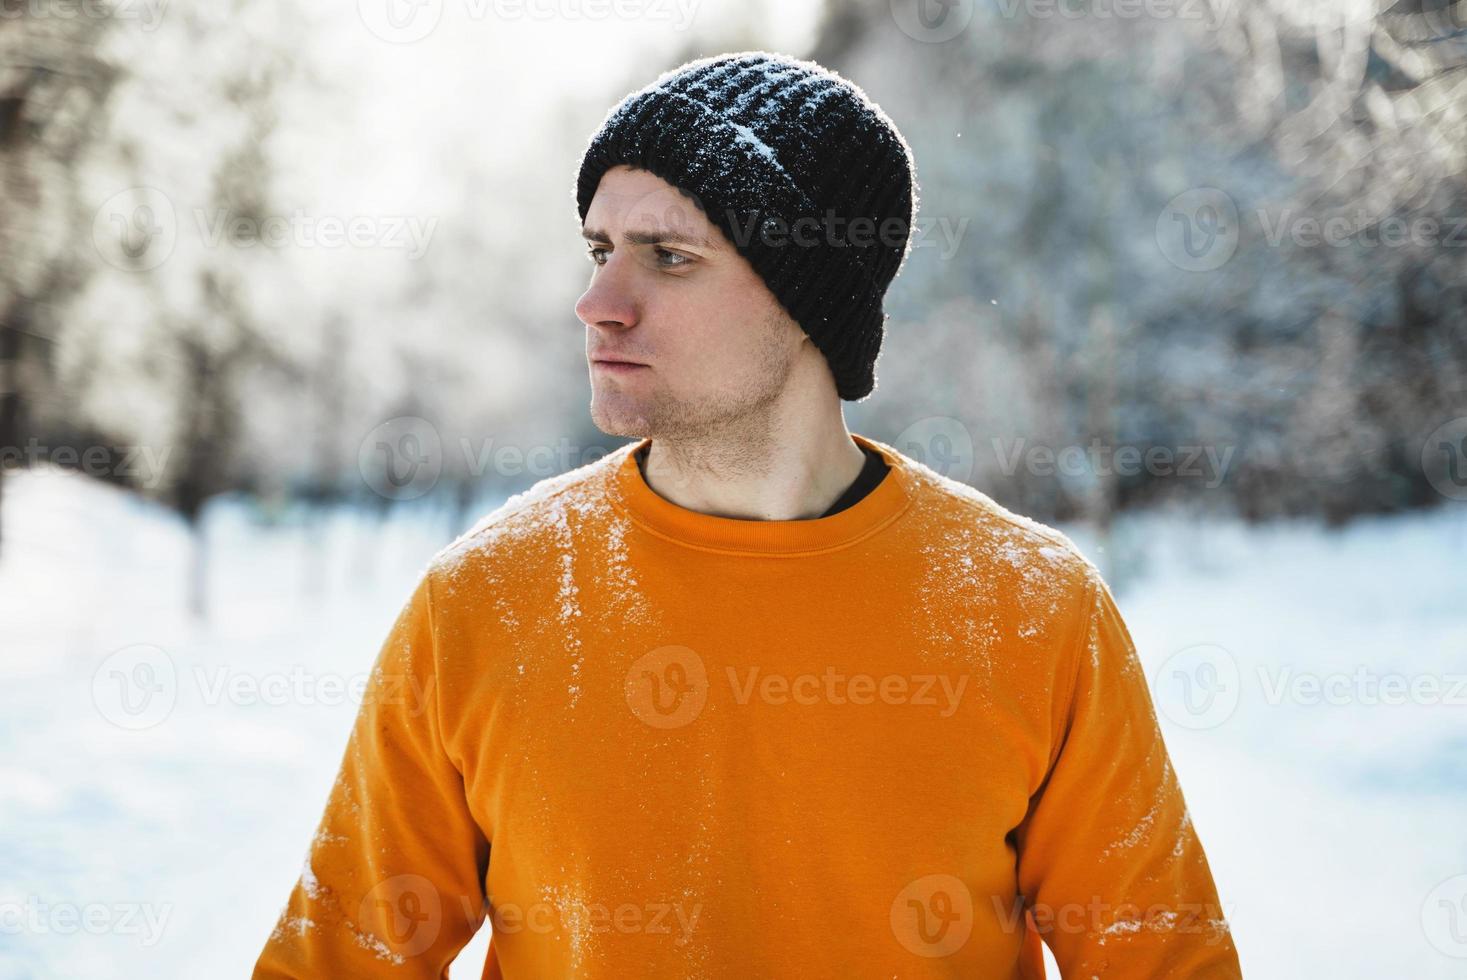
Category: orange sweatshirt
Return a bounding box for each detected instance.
[254,433,1240,979]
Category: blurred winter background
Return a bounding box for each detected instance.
[2,0,1466,976]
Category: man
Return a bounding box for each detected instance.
[255,51,1241,978]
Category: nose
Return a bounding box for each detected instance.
[575,251,639,331]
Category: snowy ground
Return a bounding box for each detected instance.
[1,465,1463,978]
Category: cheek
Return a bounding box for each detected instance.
[654,269,789,381]
[656,281,735,354]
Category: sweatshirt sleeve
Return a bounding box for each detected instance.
[1013,567,1242,978]
[254,570,490,979]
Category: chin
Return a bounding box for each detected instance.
[589,394,652,439]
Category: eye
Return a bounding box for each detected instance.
[586,244,692,270]
[655,247,690,268]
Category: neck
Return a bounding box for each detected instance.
[636,410,867,522]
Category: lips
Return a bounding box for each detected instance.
[592,355,646,366]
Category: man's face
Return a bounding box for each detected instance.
[577,165,807,441]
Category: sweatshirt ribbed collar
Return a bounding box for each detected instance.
[610,432,914,556]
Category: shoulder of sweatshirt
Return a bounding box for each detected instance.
[892,439,1101,594]
[421,438,637,595]
[881,451,1112,736]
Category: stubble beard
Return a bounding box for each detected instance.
[589,311,798,457]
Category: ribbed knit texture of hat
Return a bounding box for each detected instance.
[574,51,918,401]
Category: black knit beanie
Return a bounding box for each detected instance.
[574,50,919,401]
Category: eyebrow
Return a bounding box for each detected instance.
[581,226,716,250]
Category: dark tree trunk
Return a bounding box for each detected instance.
[0,312,27,561]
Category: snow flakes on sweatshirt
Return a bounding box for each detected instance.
[675,755,718,971]
[270,913,316,939]
[274,833,414,965]
[1173,807,1193,859]
[1102,793,1163,860]
[547,493,586,706]
[429,441,661,710]
[896,442,1091,669]
[915,527,1003,676]
[352,925,406,965]
[300,856,323,899]
[312,826,349,849]
[432,446,625,581]
[1093,891,1234,948]
[600,511,653,627]
[540,879,594,973]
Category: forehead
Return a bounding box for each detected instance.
[583,166,722,249]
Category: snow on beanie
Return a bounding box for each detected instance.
[574,50,919,401]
